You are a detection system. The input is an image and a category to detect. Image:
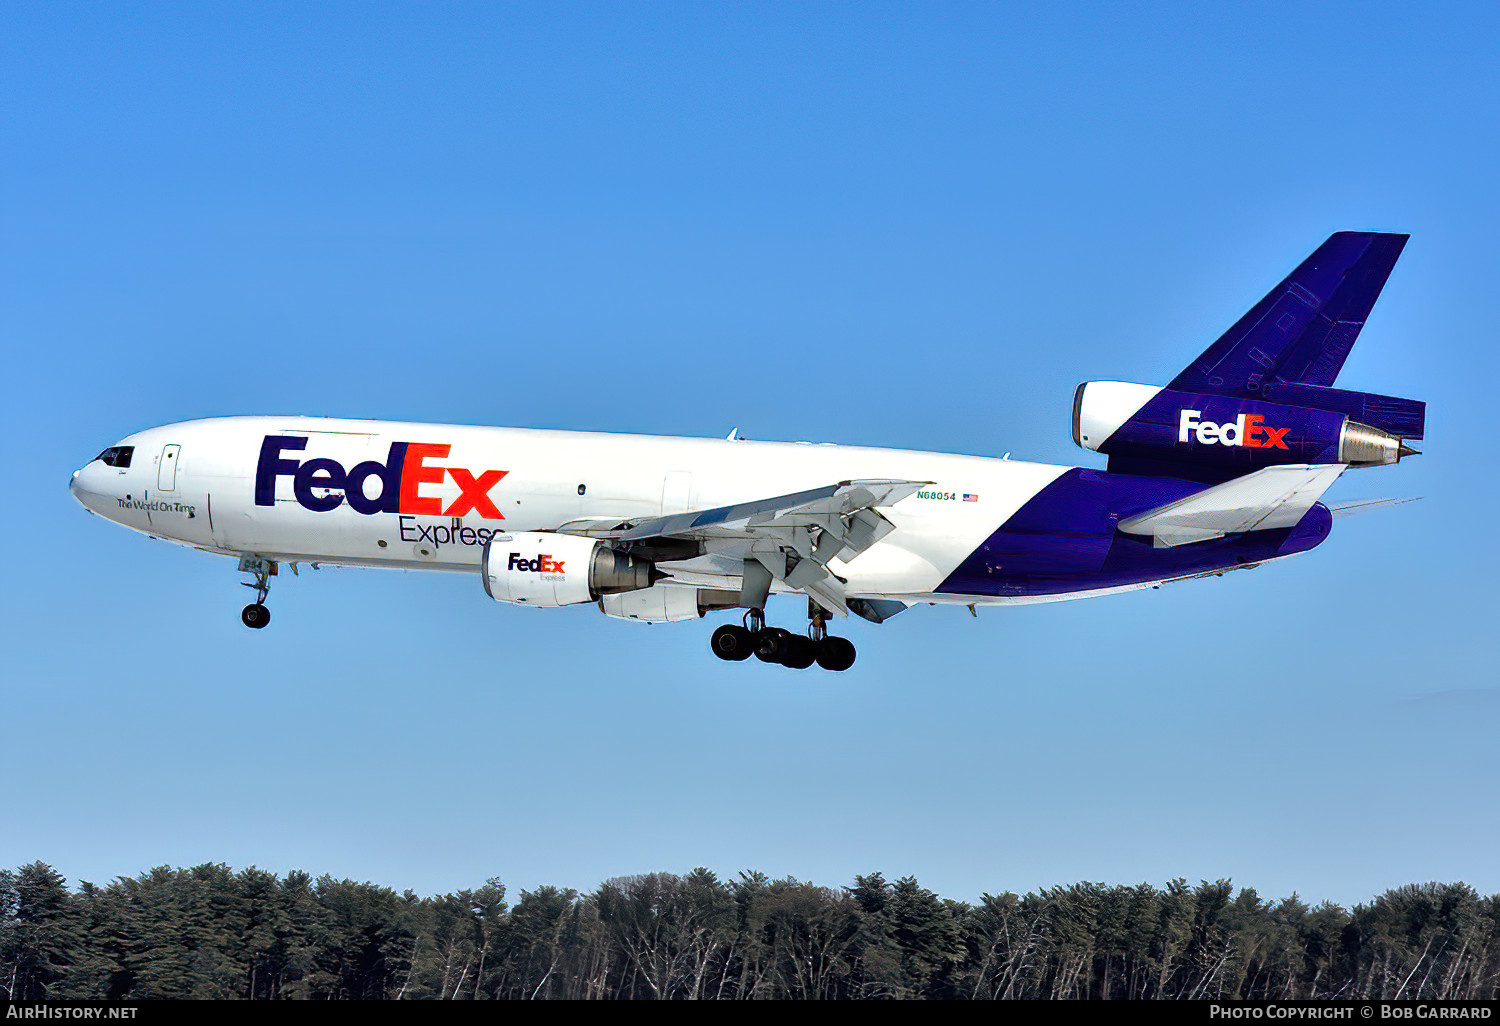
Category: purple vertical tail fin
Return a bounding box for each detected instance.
[1165,232,1423,440]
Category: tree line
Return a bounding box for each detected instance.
[2,862,1496,1000]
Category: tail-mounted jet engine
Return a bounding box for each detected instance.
[1072,381,1422,471]
[481,531,659,606]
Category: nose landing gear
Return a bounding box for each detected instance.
[709,608,856,671]
[239,555,276,629]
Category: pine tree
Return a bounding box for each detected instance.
[0,863,77,999]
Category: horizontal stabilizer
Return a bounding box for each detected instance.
[1119,464,1345,548]
[1328,496,1421,519]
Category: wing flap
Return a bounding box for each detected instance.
[562,479,928,616]
[614,479,925,549]
[616,484,842,541]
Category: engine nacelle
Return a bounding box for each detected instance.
[599,584,706,623]
[598,586,741,623]
[1073,381,1413,470]
[481,532,656,607]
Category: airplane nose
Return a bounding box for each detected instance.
[70,466,101,514]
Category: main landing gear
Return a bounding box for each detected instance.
[710,609,856,671]
[239,556,276,629]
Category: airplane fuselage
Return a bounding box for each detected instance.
[69,415,1324,609]
[67,234,1423,665]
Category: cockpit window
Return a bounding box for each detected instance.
[95,446,134,468]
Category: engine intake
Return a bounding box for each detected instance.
[481,532,657,607]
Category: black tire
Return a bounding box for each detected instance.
[711,624,753,661]
[241,603,271,629]
[782,635,817,669]
[754,627,791,663]
[815,636,855,671]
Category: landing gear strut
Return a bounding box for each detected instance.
[239,555,276,629]
[709,607,856,671]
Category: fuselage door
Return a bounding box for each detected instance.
[158,443,181,492]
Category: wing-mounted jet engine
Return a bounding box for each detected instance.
[481,532,659,606]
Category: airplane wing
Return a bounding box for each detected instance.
[1118,464,1346,548]
[556,479,929,615]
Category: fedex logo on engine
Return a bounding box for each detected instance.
[255,435,509,519]
[507,552,566,574]
[1178,410,1290,450]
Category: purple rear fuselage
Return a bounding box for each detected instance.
[937,468,1331,598]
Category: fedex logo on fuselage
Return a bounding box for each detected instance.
[255,435,508,518]
[1178,410,1290,450]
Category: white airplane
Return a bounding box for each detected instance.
[70,233,1423,670]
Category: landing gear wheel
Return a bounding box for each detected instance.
[815,636,855,671]
[781,635,817,670]
[711,624,754,661]
[238,556,277,629]
[754,627,792,663]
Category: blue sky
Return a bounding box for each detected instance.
[3,2,1496,907]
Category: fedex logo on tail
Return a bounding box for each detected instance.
[1178,410,1290,450]
[255,435,508,518]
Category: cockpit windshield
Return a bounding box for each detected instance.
[95,446,134,468]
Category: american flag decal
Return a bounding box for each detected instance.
[963,493,979,502]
